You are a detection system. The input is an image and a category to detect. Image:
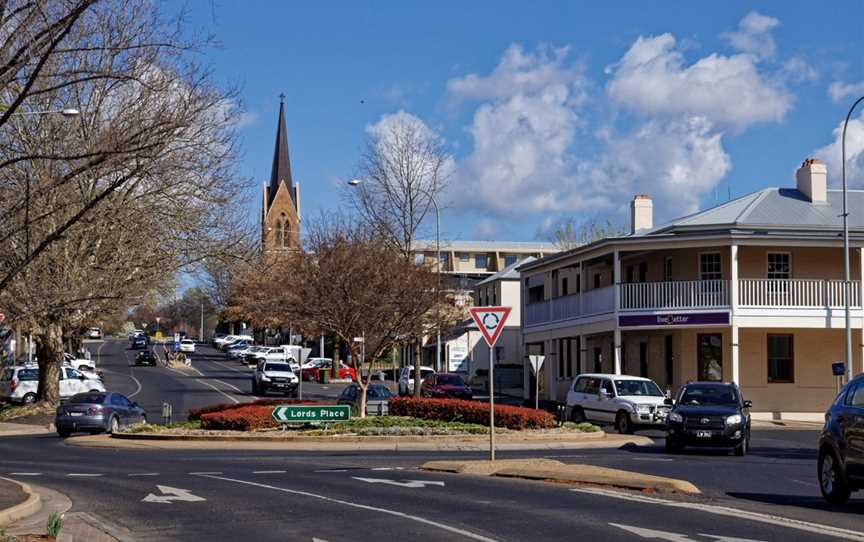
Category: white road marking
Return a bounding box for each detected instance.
[128,473,160,477]
[167,367,239,404]
[314,469,347,473]
[370,467,405,471]
[253,470,287,474]
[575,488,864,542]
[352,477,445,488]
[197,474,497,541]
[188,365,250,396]
[142,485,206,504]
[610,523,766,542]
[631,457,674,462]
[67,473,103,477]
[188,471,222,475]
[127,370,143,399]
[9,473,42,476]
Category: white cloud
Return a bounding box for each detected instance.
[813,110,864,187]
[782,57,818,83]
[828,81,864,102]
[722,11,780,59]
[605,32,792,131]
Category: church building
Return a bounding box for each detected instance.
[261,95,300,252]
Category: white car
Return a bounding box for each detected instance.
[63,353,95,372]
[216,334,254,351]
[566,373,670,434]
[398,366,436,396]
[301,357,331,370]
[0,365,106,404]
[179,339,196,353]
[252,361,299,396]
[250,345,303,371]
[87,328,102,339]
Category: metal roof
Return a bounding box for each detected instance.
[476,256,536,286]
[412,240,558,252]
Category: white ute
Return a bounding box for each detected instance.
[566,373,670,434]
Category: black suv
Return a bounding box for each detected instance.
[818,373,864,504]
[665,382,752,456]
[134,351,157,366]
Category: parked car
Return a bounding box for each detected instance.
[252,361,299,396]
[421,373,473,400]
[134,351,158,366]
[55,392,146,438]
[301,359,356,381]
[241,346,269,365]
[130,334,148,349]
[818,373,864,503]
[398,366,436,396]
[87,327,102,339]
[211,333,226,346]
[228,343,259,360]
[665,381,751,456]
[566,373,670,434]
[216,334,254,351]
[179,339,196,354]
[63,353,95,372]
[249,345,303,371]
[0,366,106,404]
[337,383,392,416]
[224,341,252,358]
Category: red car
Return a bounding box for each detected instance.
[301,361,356,381]
[421,373,473,400]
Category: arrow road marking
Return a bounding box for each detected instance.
[609,524,765,542]
[352,477,445,488]
[142,485,206,504]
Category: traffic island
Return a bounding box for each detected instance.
[421,459,701,495]
[0,477,41,529]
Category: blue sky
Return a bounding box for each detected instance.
[185,1,864,242]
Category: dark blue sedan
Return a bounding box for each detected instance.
[55,392,146,438]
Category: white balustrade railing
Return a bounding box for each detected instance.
[619,280,730,311]
[739,279,861,308]
[524,286,615,327]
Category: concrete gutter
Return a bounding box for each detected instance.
[0,422,54,437]
[65,431,653,452]
[421,459,700,495]
[0,477,41,527]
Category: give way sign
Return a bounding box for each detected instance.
[469,306,511,347]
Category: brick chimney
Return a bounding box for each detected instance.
[796,158,827,204]
[630,194,653,234]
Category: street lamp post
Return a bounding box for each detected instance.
[842,96,864,382]
[348,179,443,372]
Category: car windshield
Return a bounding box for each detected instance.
[17,369,38,381]
[680,386,739,406]
[264,363,292,373]
[69,393,105,404]
[437,375,466,386]
[614,379,663,397]
[367,386,392,399]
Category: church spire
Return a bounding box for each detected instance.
[268,94,294,206]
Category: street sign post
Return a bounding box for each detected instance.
[528,355,546,410]
[469,306,512,462]
[272,405,351,424]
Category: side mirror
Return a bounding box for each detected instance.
[664,397,674,405]
[743,400,752,408]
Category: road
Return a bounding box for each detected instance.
[0,338,860,541]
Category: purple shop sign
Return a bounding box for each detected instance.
[618,312,730,327]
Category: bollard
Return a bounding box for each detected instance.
[556,405,566,426]
[161,402,173,425]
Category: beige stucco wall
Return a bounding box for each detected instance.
[738,247,861,279]
[621,247,732,283]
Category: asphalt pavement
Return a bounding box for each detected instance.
[0,338,860,541]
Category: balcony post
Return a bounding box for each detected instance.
[730,245,739,384]
[613,251,622,375]
[613,328,622,375]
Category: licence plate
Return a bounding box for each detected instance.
[696,430,711,438]
[69,412,83,417]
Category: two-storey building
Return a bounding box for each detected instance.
[520,159,863,421]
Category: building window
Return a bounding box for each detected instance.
[767,334,794,383]
[593,273,602,289]
[626,265,634,283]
[504,255,518,267]
[593,347,602,373]
[576,274,581,294]
[767,253,791,279]
[639,342,648,378]
[414,252,425,265]
[491,288,497,306]
[459,252,469,262]
[639,262,648,283]
[664,257,673,281]
[475,254,488,269]
[562,277,569,297]
[282,223,290,247]
[274,220,283,245]
[699,253,722,281]
[527,285,544,304]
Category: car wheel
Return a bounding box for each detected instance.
[665,437,682,454]
[107,415,119,435]
[569,406,586,423]
[819,447,851,504]
[22,393,36,405]
[57,429,70,439]
[615,411,634,434]
[733,437,748,456]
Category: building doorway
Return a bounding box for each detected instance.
[697,333,723,381]
[664,335,674,387]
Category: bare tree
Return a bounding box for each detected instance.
[547,217,627,250]
[349,114,452,260]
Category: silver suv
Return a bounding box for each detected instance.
[566,373,670,434]
[252,361,299,397]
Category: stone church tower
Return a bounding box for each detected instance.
[261,95,300,252]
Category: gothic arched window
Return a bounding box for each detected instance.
[282,222,291,247]
[274,220,283,245]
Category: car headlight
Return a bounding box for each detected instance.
[260,375,270,382]
[636,404,651,413]
[668,412,683,423]
[726,414,742,425]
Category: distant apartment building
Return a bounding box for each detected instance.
[520,159,863,421]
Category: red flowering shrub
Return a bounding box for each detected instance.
[389,397,554,430]
[189,399,321,421]
[200,405,279,431]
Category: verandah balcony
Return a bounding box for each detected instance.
[524,278,864,328]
